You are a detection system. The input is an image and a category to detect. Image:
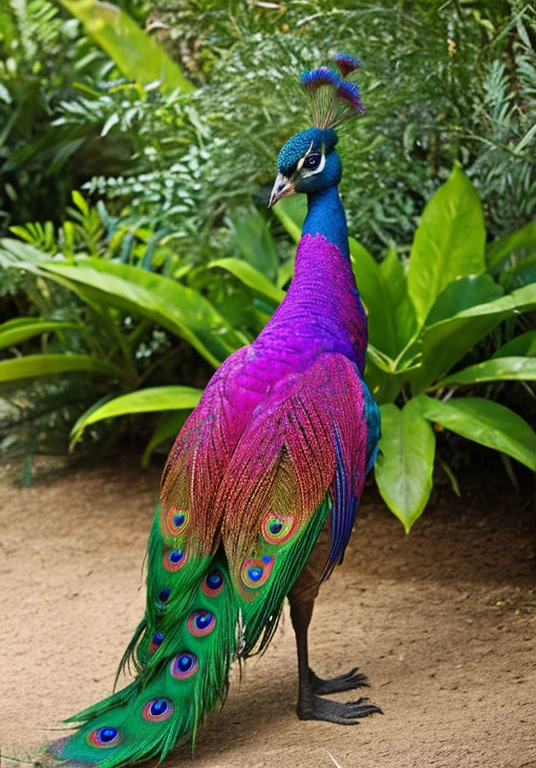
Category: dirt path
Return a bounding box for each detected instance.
[0,458,534,768]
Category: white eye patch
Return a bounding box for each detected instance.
[296,152,326,176]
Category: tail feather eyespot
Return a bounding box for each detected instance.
[157,587,171,609]
[170,652,199,679]
[188,610,216,637]
[262,513,296,544]
[162,546,187,572]
[241,555,274,589]
[162,505,189,537]
[87,727,121,748]
[202,570,224,597]
[149,632,164,653]
[142,698,174,722]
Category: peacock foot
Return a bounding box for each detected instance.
[297,695,383,725]
[309,666,369,695]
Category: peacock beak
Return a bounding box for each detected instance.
[268,172,295,207]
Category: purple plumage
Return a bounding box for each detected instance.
[333,53,361,78]
[48,54,381,768]
[300,56,365,128]
[255,232,367,372]
[301,66,342,91]
[337,81,365,113]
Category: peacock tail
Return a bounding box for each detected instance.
[50,550,238,768]
[48,350,375,767]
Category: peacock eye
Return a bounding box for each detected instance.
[302,153,321,170]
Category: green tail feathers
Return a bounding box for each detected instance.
[49,554,238,768]
[49,499,328,768]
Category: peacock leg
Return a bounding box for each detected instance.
[289,591,382,725]
[288,529,382,725]
[309,666,370,695]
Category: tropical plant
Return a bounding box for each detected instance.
[0,226,246,465]
[272,167,536,531]
[0,0,191,234]
[5,0,536,261]
[75,0,536,255]
[1,165,535,522]
[2,0,536,517]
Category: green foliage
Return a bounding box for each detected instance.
[70,385,203,448]
[0,352,121,385]
[406,163,486,326]
[374,399,436,534]
[4,0,536,260]
[0,0,109,225]
[208,258,285,306]
[3,162,535,522]
[417,396,536,473]
[60,0,193,95]
[0,221,245,462]
[0,317,77,348]
[271,170,536,530]
[43,259,240,366]
[1,0,535,519]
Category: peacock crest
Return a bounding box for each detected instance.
[301,53,364,129]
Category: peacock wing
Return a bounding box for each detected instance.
[136,345,263,669]
[218,352,374,654]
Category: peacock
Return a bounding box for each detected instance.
[47,53,382,768]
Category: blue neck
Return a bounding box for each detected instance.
[302,186,349,259]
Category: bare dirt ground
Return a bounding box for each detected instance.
[0,456,535,768]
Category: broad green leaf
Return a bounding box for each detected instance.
[0,237,52,270]
[60,0,193,94]
[418,395,536,472]
[492,331,536,358]
[71,385,203,444]
[0,354,121,386]
[350,241,415,359]
[425,274,503,326]
[0,318,78,350]
[375,400,436,532]
[273,195,307,243]
[349,240,387,344]
[378,246,417,351]
[43,259,242,368]
[208,258,285,305]
[364,353,404,405]
[411,283,536,392]
[277,257,295,289]
[70,394,114,449]
[430,357,536,389]
[142,411,190,468]
[500,254,536,292]
[393,338,422,373]
[486,218,536,271]
[227,206,279,281]
[407,163,486,326]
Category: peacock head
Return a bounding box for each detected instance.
[269,53,364,207]
[269,127,341,205]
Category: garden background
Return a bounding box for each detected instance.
[0,2,535,767]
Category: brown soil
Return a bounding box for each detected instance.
[0,457,535,768]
